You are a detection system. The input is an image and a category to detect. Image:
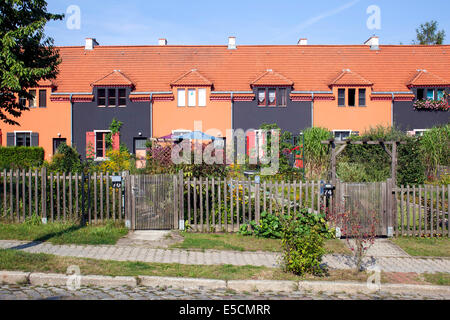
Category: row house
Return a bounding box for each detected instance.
[0,37,448,160]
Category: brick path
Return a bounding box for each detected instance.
[1,240,449,274]
[0,284,447,300]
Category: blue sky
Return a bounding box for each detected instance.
[45,0,450,46]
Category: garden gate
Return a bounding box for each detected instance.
[127,174,182,230]
[334,179,395,237]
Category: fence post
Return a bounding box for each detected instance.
[173,174,178,230]
[179,170,184,230]
[41,167,47,221]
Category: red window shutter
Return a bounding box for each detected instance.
[247,131,256,158]
[112,133,120,151]
[86,132,96,158]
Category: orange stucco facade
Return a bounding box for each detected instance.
[313,87,391,134]
[0,87,71,160]
[152,87,232,139]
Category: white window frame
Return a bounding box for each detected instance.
[177,89,186,107]
[14,131,32,147]
[188,89,196,107]
[93,130,111,161]
[172,129,192,138]
[198,88,207,107]
[413,129,430,137]
[333,130,352,141]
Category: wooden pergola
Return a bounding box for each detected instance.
[321,140,407,185]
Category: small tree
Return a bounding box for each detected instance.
[0,0,63,124]
[327,202,379,272]
[415,20,446,45]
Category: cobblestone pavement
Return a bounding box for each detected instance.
[0,284,447,300]
[1,240,449,274]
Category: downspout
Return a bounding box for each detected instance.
[231,93,234,130]
[70,94,73,146]
[391,93,394,129]
[150,93,153,138]
[311,93,314,129]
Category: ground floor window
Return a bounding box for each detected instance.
[16,132,31,147]
[334,130,352,141]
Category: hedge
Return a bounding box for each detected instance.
[0,147,45,170]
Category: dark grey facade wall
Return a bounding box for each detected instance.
[73,88,150,159]
[233,89,311,134]
[393,101,450,131]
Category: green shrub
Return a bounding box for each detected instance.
[281,214,326,276]
[47,143,82,173]
[398,138,426,185]
[337,162,370,182]
[0,147,44,170]
[419,124,450,180]
[303,127,332,180]
[239,210,333,240]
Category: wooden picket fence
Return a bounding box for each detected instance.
[395,184,449,237]
[183,178,329,232]
[0,168,125,223]
[0,168,448,238]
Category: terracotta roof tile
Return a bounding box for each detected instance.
[171,69,212,87]
[330,69,373,87]
[50,45,450,93]
[91,70,134,87]
[408,69,450,87]
[251,69,293,86]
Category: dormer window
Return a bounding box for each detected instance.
[177,88,208,107]
[337,88,367,107]
[108,89,116,107]
[258,89,266,106]
[257,87,287,107]
[415,87,448,101]
[118,89,127,107]
[268,89,277,106]
[98,89,106,106]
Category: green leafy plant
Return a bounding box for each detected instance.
[47,143,82,173]
[0,147,45,170]
[280,214,326,276]
[105,118,123,150]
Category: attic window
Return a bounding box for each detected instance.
[108,89,116,107]
[348,89,356,107]
[118,89,127,106]
[258,89,266,106]
[338,89,345,107]
[98,89,106,106]
[417,89,424,100]
[268,89,276,106]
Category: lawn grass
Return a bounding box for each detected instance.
[0,221,129,245]
[423,273,450,286]
[0,249,375,282]
[391,237,450,257]
[171,232,351,254]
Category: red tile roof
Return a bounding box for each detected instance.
[91,70,134,87]
[50,45,450,93]
[251,69,294,87]
[408,69,450,87]
[330,69,373,87]
[171,69,212,87]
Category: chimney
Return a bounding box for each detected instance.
[364,36,379,50]
[297,38,308,45]
[228,36,236,50]
[158,38,167,46]
[85,38,99,50]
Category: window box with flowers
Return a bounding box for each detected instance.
[413,92,449,111]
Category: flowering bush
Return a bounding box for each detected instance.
[413,96,449,111]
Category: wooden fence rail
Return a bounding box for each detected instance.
[0,169,124,224]
[182,178,330,232]
[395,185,449,237]
[0,169,448,238]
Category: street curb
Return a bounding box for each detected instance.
[1,271,449,296]
[139,276,226,290]
[227,280,298,293]
[0,271,30,285]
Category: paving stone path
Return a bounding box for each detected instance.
[0,284,447,300]
[0,240,449,274]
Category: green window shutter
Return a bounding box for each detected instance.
[7,133,14,146]
[31,133,39,147]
